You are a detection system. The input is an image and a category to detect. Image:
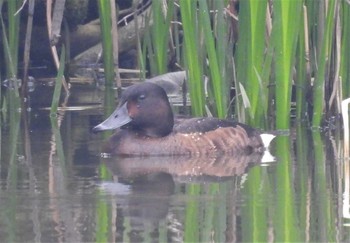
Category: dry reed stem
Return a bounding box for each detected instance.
[110,0,121,89]
[46,0,69,93]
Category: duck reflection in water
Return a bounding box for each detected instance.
[100,151,274,242]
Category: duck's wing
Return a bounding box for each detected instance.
[174,117,258,137]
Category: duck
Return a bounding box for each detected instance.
[93,82,275,156]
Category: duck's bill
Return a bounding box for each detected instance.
[92,102,132,133]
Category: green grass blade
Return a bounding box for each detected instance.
[198,1,226,118]
[0,15,16,78]
[312,131,337,241]
[312,1,337,127]
[295,6,309,121]
[241,167,268,242]
[273,136,299,241]
[235,0,267,125]
[340,2,350,98]
[179,0,205,116]
[184,184,200,242]
[150,0,174,75]
[97,0,115,88]
[273,0,303,129]
[0,0,22,105]
[7,0,20,77]
[50,46,65,114]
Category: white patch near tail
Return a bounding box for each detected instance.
[261,150,276,163]
[260,133,276,148]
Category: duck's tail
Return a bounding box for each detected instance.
[260,133,276,148]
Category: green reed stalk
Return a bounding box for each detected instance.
[312,131,336,242]
[95,163,112,242]
[184,184,200,242]
[179,0,205,116]
[0,16,15,78]
[272,1,303,129]
[340,2,350,98]
[4,102,21,243]
[202,184,219,241]
[241,167,268,242]
[140,15,152,75]
[214,183,227,242]
[97,0,115,89]
[213,0,231,117]
[1,0,21,83]
[273,136,299,241]
[295,125,310,239]
[148,0,174,75]
[312,1,337,127]
[50,46,65,114]
[0,2,21,124]
[198,1,226,118]
[261,30,275,126]
[296,7,309,121]
[95,196,109,242]
[6,0,20,78]
[235,0,267,126]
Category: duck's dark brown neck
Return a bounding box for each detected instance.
[132,118,174,138]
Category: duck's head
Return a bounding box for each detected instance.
[93,82,174,137]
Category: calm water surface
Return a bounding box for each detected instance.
[0,85,350,242]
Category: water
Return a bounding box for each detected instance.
[0,85,350,242]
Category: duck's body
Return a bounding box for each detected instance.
[93,82,274,156]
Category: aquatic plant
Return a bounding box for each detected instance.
[50,45,65,114]
[97,0,116,90]
[140,0,340,128]
[0,0,349,129]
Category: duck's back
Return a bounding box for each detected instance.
[174,117,265,154]
[174,117,257,135]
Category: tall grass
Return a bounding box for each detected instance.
[177,0,234,117]
[143,0,174,76]
[295,6,310,121]
[274,136,299,241]
[184,184,200,242]
[97,0,119,123]
[312,1,337,127]
[1,1,21,80]
[97,0,115,90]
[79,0,345,129]
[341,2,350,99]
[87,0,350,130]
[179,0,205,116]
[4,0,20,79]
[0,0,349,129]
[273,1,303,129]
[235,0,268,126]
[242,167,269,241]
[198,1,226,118]
[50,45,65,114]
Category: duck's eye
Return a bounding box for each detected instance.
[138,94,146,101]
